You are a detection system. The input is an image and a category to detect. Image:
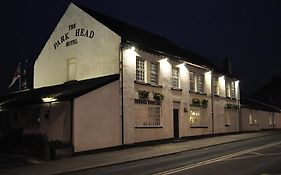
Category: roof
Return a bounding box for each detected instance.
[241,96,280,113]
[0,74,119,109]
[76,4,222,72]
[251,75,281,108]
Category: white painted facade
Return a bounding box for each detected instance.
[73,80,121,152]
[31,3,242,152]
[34,4,121,88]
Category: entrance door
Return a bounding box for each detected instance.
[173,109,179,139]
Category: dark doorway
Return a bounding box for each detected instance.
[173,109,179,139]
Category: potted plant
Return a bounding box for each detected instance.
[153,92,164,101]
[191,98,201,107]
[138,90,150,100]
[201,99,208,107]
[49,140,73,160]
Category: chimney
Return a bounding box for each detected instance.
[223,57,232,75]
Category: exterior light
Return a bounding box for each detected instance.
[42,97,57,103]
[176,63,186,68]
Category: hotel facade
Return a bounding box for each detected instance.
[1,3,242,153]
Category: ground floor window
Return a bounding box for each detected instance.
[135,99,161,127]
[249,113,258,125]
[225,110,237,126]
[189,107,207,126]
[269,114,275,126]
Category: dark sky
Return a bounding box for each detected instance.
[1,0,281,95]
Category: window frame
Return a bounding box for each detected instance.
[134,99,162,127]
[150,62,159,85]
[172,66,180,89]
[136,57,146,83]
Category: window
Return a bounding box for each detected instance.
[249,113,258,125]
[189,107,207,126]
[172,67,179,89]
[225,110,235,126]
[150,62,159,85]
[68,58,76,81]
[213,76,219,96]
[135,100,161,127]
[230,81,235,98]
[226,80,235,98]
[136,57,145,82]
[269,115,275,126]
[197,74,204,94]
[190,72,195,92]
[189,71,205,94]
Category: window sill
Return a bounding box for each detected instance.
[249,124,259,126]
[190,126,208,128]
[135,126,163,129]
[134,99,161,105]
[190,104,208,108]
[189,91,207,96]
[226,97,237,101]
[134,81,163,88]
[171,87,182,91]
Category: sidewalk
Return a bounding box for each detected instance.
[0,131,276,175]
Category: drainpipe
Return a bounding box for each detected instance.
[119,43,124,145]
[70,99,74,147]
[211,72,215,135]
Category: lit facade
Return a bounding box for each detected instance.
[1,3,246,154]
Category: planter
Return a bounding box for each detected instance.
[51,146,73,160]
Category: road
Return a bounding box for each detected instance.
[60,133,281,175]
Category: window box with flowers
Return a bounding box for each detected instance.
[153,92,164,101]
[138,90,150,100]
[191,98,201,107]
[201,99,208,108]
[225,103,239,110]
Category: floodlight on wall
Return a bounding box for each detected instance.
[42,97,57,103]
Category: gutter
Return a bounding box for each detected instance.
[120,42,125,145]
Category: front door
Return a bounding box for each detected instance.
[173,109,179,139]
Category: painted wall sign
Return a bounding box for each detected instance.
[53,23,95,50]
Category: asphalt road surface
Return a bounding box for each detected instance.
[60,133,281,175]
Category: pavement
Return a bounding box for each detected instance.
[0,131,277,175]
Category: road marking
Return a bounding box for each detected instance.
[224,152,281,161]
[250,151,263,155]
[153,141,281,175]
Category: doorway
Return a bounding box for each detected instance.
[173,109,179,139]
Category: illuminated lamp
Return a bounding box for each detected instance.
[42,97,57,103]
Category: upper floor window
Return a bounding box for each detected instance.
[189,71,205,94]
[150,62,159,85]
[136,57,145,82]
[213,76,219,96]
[172,67,179,89]
[226,80,235,98]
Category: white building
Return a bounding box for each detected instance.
[0,3,241,155]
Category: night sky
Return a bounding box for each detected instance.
[0,0,280,95]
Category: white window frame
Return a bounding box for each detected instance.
[213,76,219,96]
[136,57,145,82]
[135,100,162,127]
[189,107,207,126]
[150,62,159,85]
[172,67,179,89]
[249,113,258,125]
[189,71,205,94]
[68,58,76,81]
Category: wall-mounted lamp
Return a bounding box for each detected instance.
[42,97,57,103]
